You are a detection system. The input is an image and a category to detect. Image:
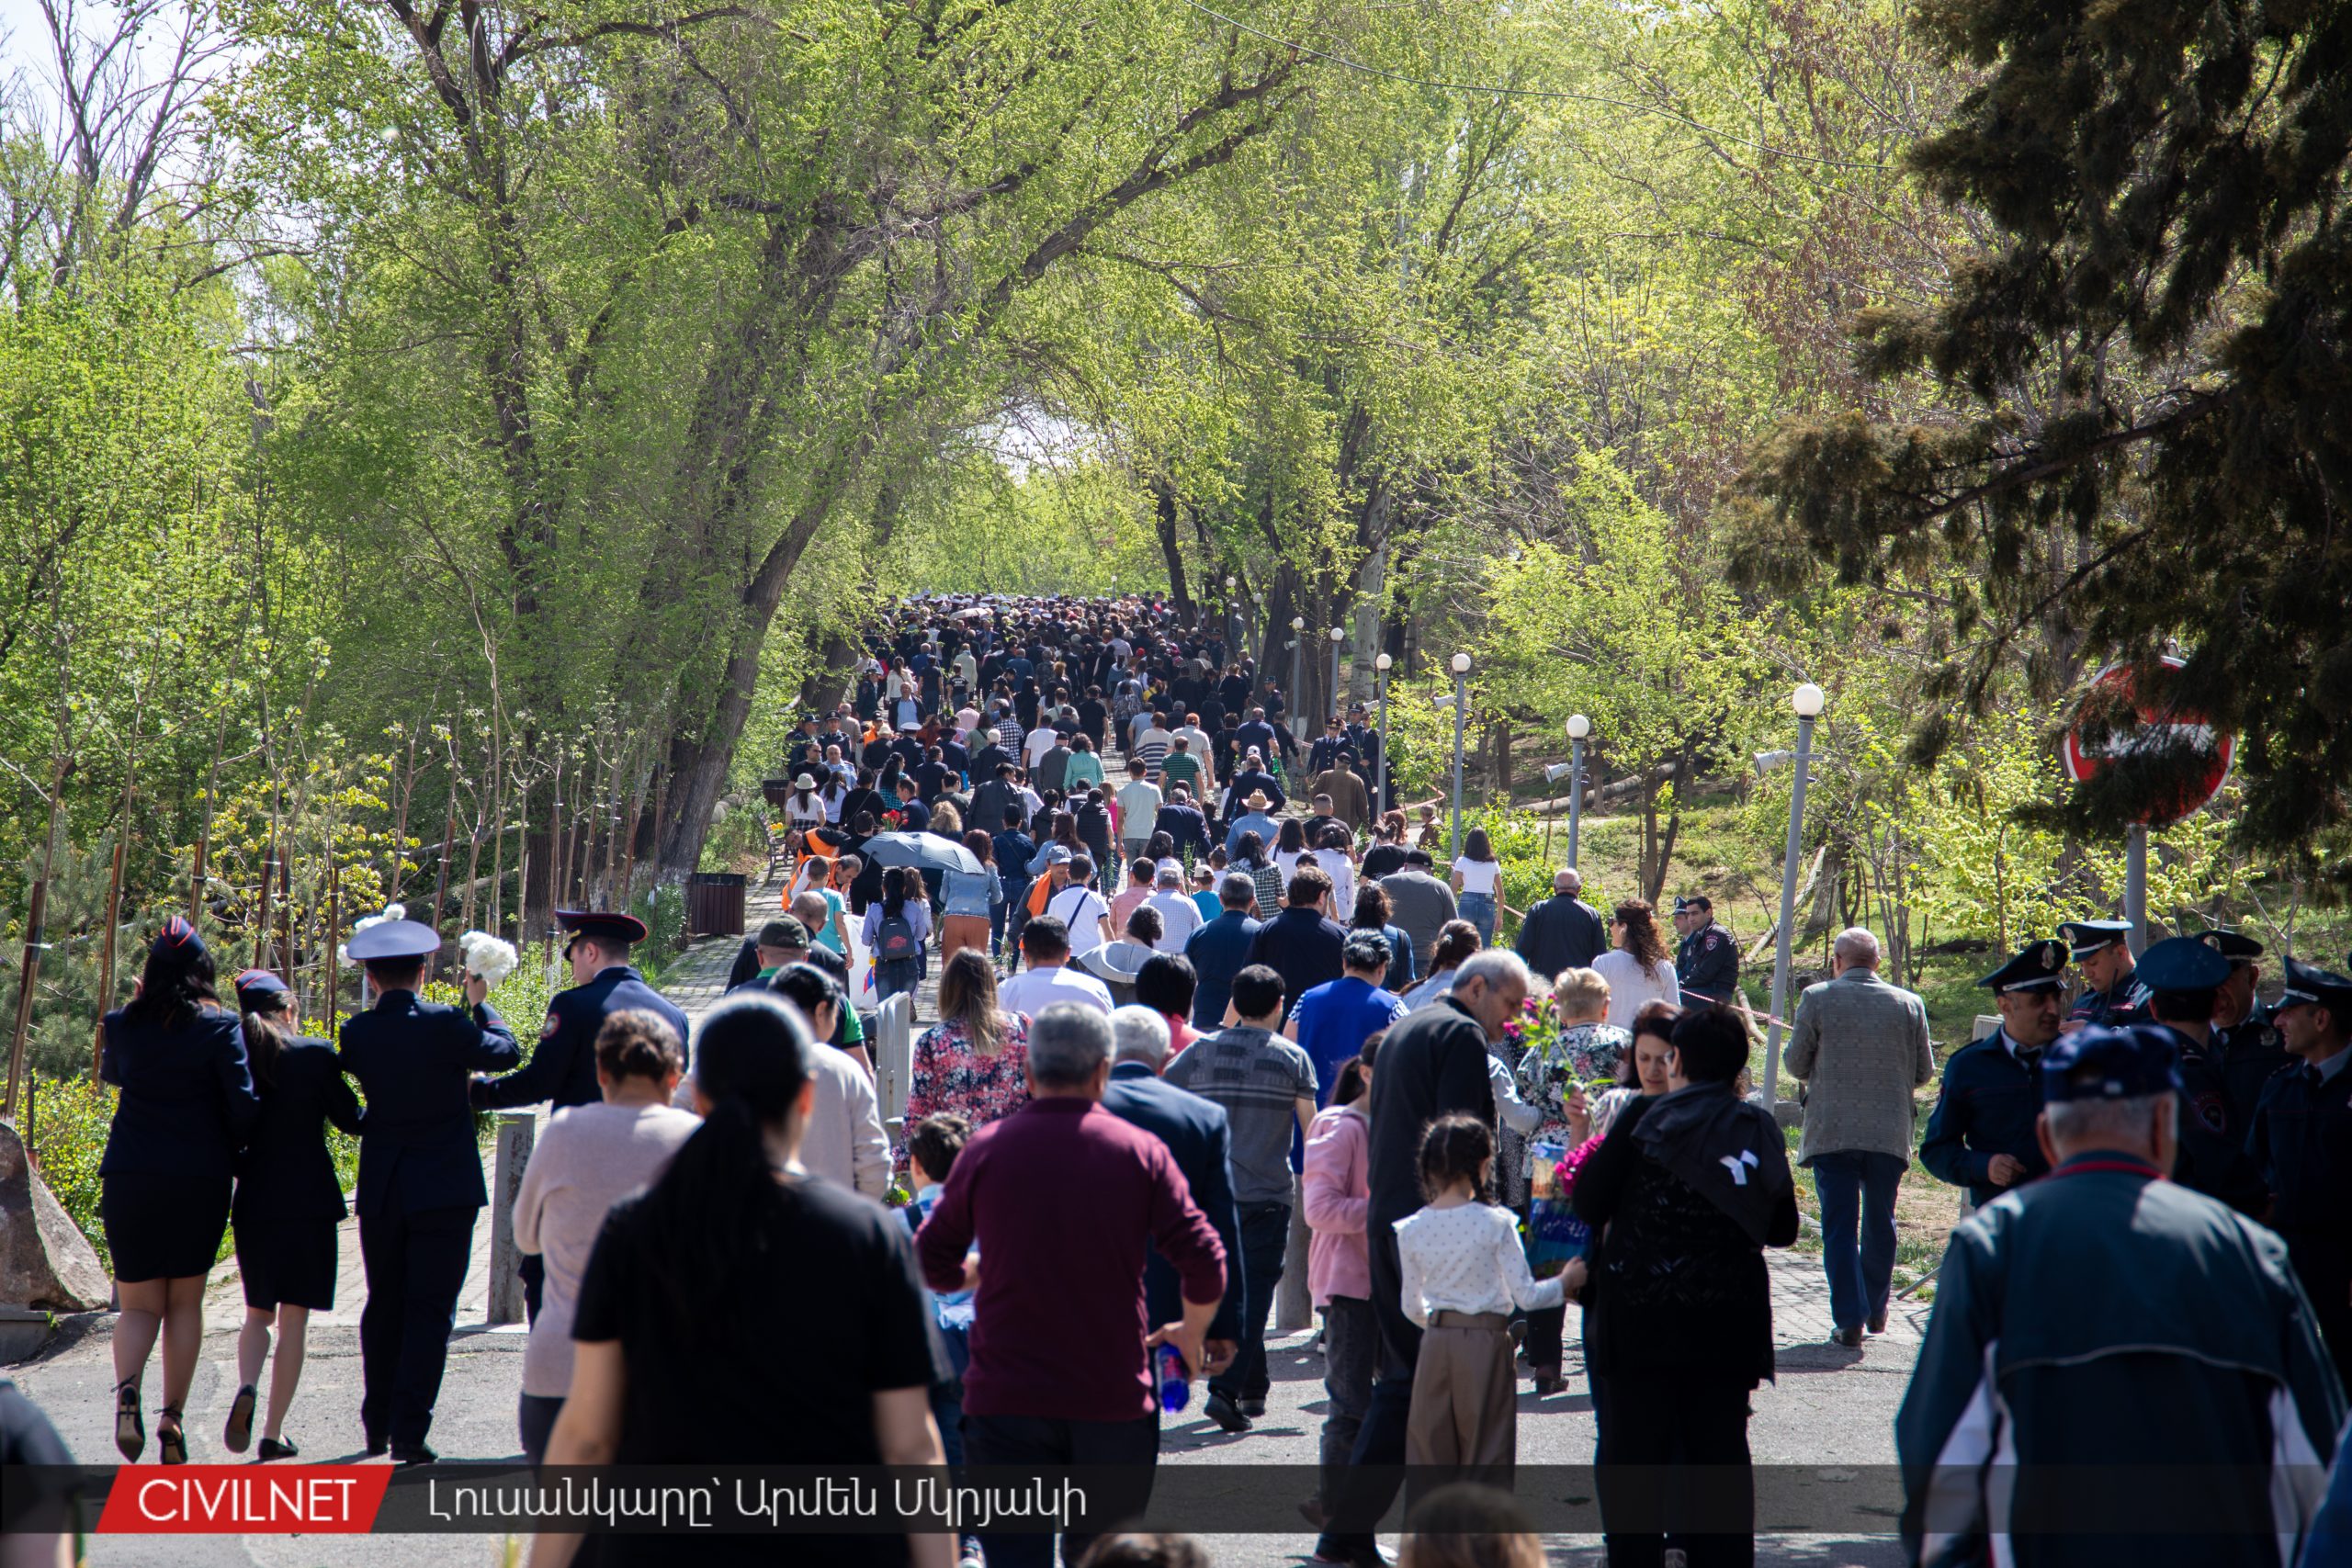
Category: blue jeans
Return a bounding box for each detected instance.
[1458,890,1497,945]
[1811,1149,1906,1333]
[1212,1200,1293,1404]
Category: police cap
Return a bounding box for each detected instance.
[2134,936,2232,996]
[2275,956,2352,1018]
[556,909,648,955]
[1976,939,2068,993]
[232,968,288,1012]
[345,919,443,963]
[2194,929,2264,964]
[2041,1024,2183,1102]
[2056,919,2132,960]
[149,914,207,964]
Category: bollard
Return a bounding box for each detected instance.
[488,1111,537,1325]
[875,992,914,1126]
[1275,1172,1314,1333]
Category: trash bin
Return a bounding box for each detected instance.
[684,872,747,937]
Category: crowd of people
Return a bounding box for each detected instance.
[40,592,2352,1568]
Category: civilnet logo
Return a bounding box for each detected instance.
[97,1468,390,1533]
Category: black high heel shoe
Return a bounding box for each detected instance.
[114,1381,144,1461]
[224,1383,258,1452]
[157,1408,187,1465]
[258,1436,300,1461]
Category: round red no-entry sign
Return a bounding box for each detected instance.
[2061,657,2234,826]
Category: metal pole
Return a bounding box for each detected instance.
[1450,672,1467,860]
[1763,711,1815,1113]
[1290,637,1302,726]
[1567,736,1585,869]
[2124,823,2147,954]
[1375,665,1389,816]
[1329,636,1342,723]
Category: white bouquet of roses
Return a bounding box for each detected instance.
[458,930,519,988]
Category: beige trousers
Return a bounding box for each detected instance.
[1406,1311,1518,1471]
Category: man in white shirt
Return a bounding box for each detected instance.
[1044,853,1114,954]
[1024,720,1061,773]
[1145,863,1205,953]
[1115,760,1163,859]
[997,915,1116,1017]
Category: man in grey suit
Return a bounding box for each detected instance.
[1783,927,1935,1347]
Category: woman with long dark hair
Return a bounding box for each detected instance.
[1234,829,1284,922]
[534,994,949,1567]
[225,968,362,1460]
[862,866,931,1006]
[1592,899,1680,1027]
[99,917,262,1462]
[1450,827,1502,946]
[1349,883,1417,993]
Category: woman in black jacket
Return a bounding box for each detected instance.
[99,918,263,1462]
[225,969,364,1459]
[1572,1005,1799,1568]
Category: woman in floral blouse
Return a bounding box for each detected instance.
[1513,965,1631,1393]
[904,950,1031,1130]
[1517,967,1632,1169]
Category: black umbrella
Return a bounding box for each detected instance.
[856,830,984,876]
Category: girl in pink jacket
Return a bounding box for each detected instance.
[1303,1033,1382,1526]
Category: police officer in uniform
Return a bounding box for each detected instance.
[2134,936,2267,1216]
[1919,940,2066,1208]
[1898,1025,2343,1564]
[2201,928,2292,1128]
[2248,956,2352,1389]
[2058,918,2146,1029]
[470,909,688,1319]
[1672,894,1739,1006]
[337,918,519,1462]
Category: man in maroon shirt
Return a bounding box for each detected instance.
[916,1002,1227,1568]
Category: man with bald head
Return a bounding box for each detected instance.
[1783,927,1935,1347]
[1513,866,1604,979]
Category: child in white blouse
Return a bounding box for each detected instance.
[1395,1113,1588,1472]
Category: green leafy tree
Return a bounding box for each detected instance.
[1724,0,2352,874]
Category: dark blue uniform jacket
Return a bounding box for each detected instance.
[473,965,685,1113]
[339,991,518,1215]
[1917,1031,2048,1209]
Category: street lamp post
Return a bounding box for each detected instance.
[1329,626,1345,721]
[1374,653,1393,814]
[1566,713,1591,869]
[1763,682,1826,1118]
[1289,615,1306,721]
[1449,651,1471,859]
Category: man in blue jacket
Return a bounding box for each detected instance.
[338,917,518,1463]
[1099,1000,1245,1426]
[1183,873,1263,1031]
[1919,940,2066,1208]
[1899,1025,2343,1566]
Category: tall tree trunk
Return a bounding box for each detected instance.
[1152,477,1193,623]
